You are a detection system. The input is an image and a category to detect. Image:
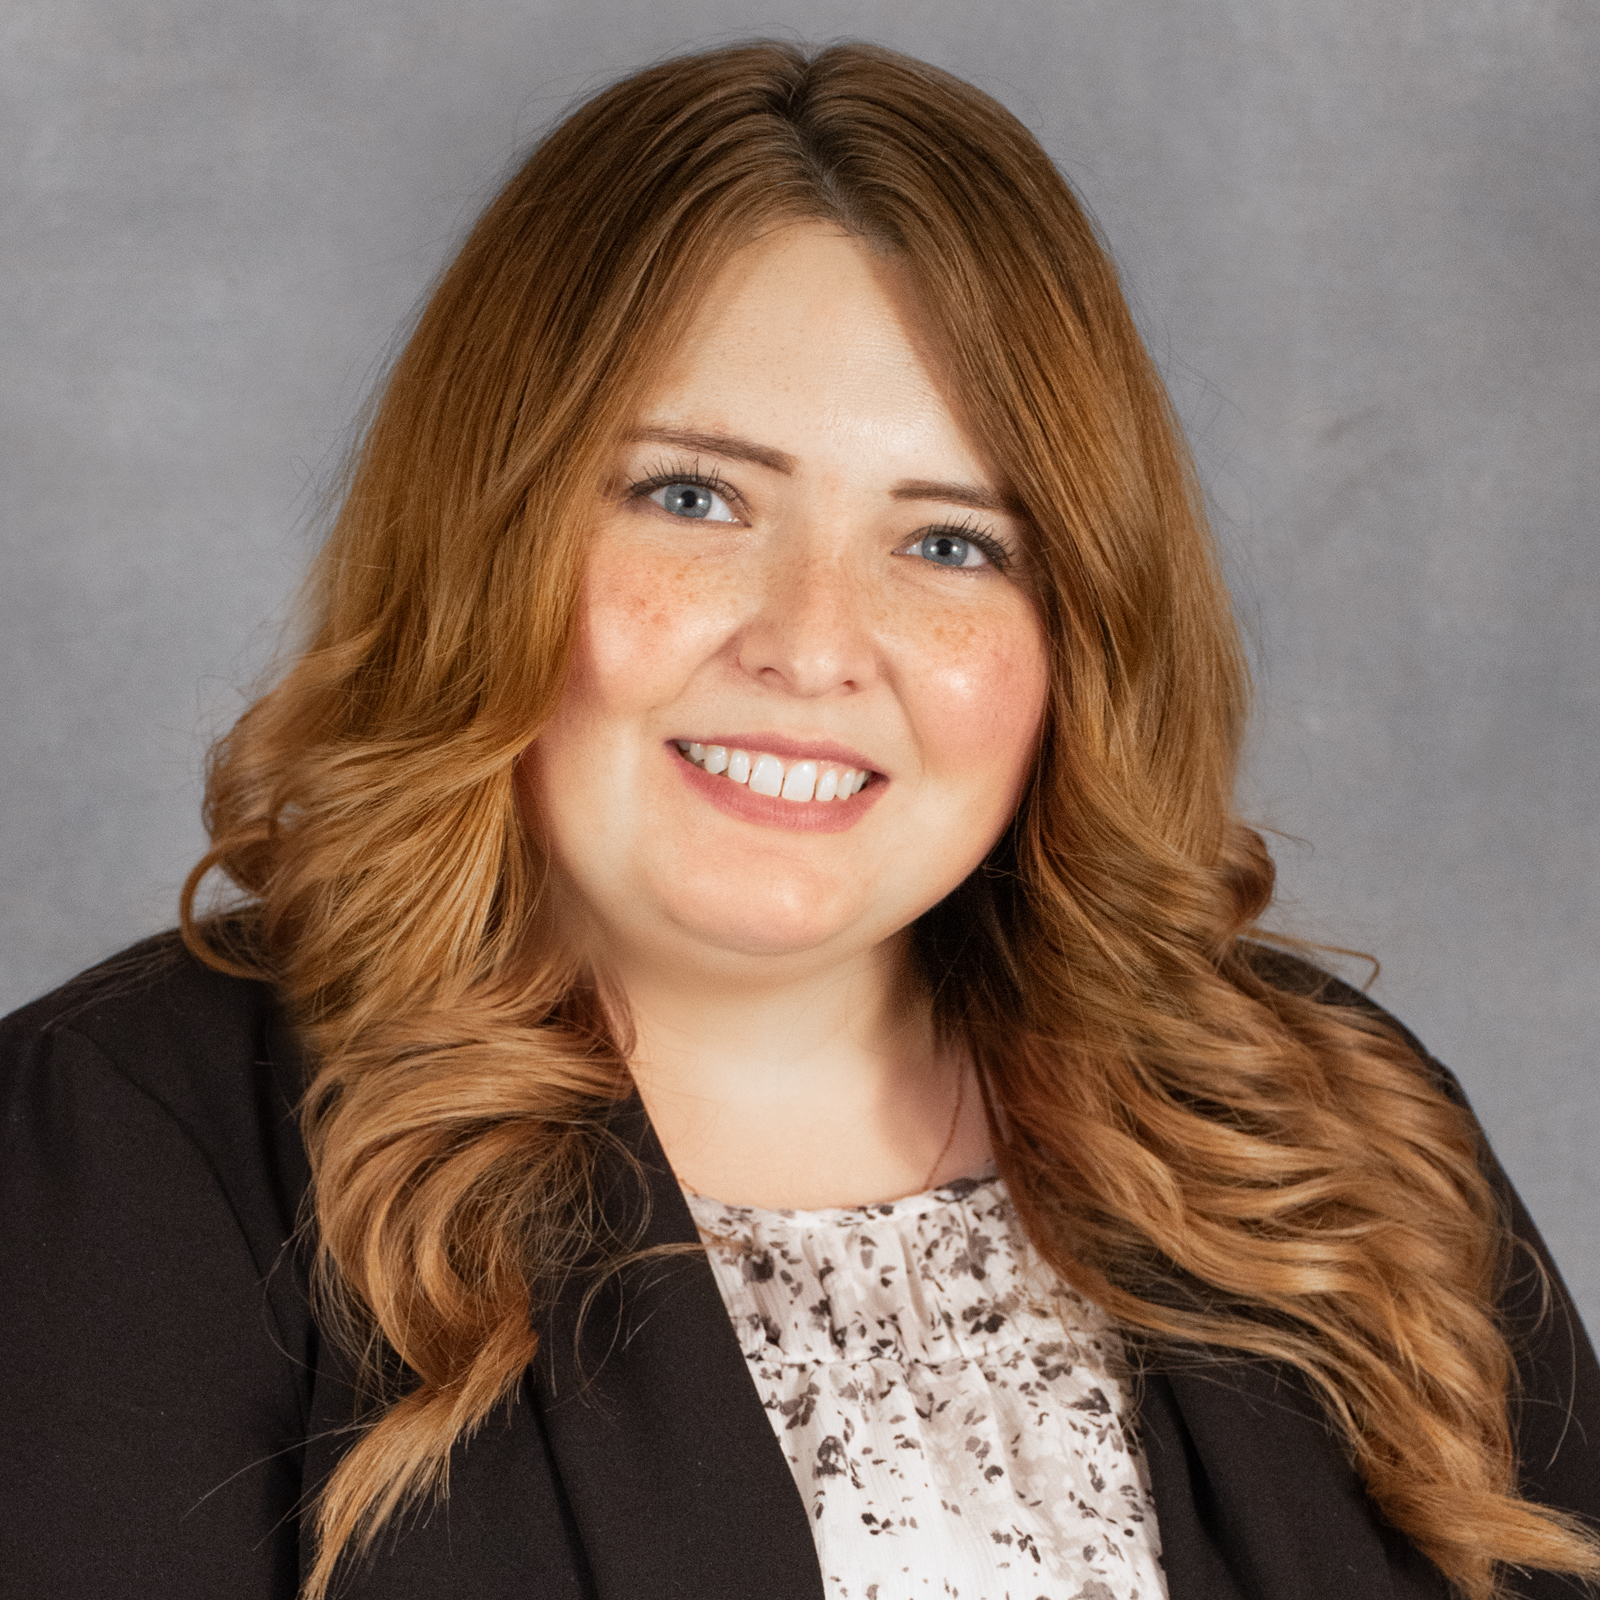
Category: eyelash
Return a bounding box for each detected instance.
[916,516,1013,573]
[625,463,741,512]
[624,461,1013,572]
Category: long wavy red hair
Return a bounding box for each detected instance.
[183,40,1598,1600]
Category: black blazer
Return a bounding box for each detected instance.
[2,936,1596,1600]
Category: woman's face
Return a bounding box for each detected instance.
[527,223,1049,978]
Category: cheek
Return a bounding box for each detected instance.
[903,602,1050,789]
[565,537,743,718]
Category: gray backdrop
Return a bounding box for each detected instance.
[4,2,1596,1330]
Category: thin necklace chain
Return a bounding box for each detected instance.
[919,1064,966,1192]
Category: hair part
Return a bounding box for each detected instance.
[184,39,1599,1599]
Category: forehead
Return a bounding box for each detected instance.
[629,223,994,488]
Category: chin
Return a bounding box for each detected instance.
[653,872,879,961]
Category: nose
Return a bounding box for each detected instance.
[735,536,880,698]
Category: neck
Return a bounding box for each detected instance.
[609,933,990,1208]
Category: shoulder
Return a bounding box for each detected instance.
[0,934,315,1592]
[1237,938,1461,1094]
[4,926,292,1094]
[0,929,311,1267]
[1239,939,1422,1040]
[1239,938,1600,1528]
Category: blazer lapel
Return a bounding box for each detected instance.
[1137,1359,1449,1600]
[312,1083,1453,1600]
[532,1095,825,1600]
[533,1098,1449,1600]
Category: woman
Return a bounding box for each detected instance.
[1,39,1595,1600]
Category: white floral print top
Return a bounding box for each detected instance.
[683,1171,1167,1600]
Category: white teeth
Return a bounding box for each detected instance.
[676,742,874,804]
[781,760,817,802]
[748,753,784,797]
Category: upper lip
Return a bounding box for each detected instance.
[671,733,885,775]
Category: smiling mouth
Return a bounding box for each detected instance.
[673,741,873,804]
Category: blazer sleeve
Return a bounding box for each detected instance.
[1346,996,1599,1529]
[1494,1167,1600,1532]
[1251,946,1600,1530]
[0,956,311,1600]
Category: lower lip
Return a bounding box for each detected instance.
[670,746,884,833]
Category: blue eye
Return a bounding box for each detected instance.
[909,532,988,569]
[649,481,737,522]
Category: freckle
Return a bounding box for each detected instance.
[924,614,979,654]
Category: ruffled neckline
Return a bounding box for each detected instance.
[680,1161,1001,1226]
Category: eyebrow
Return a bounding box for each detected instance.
[628,427,796,474]
[628,427,1015,516]
[889,479,1014,516]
